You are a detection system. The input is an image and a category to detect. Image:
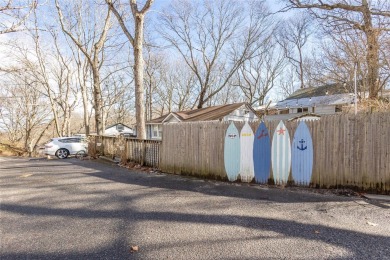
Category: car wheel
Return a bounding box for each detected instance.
[75,150,87,159]
[56,148,69,159]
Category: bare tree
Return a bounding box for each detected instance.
[0,0,36,34]
[278,15,312,89]
[278,65,299,98]
[0,73,51,156]
[56,0,112,135]
[284,0,390,99]
[30,14,80,137]
[71,44,93,135]
[106,0,154,139]
[155,59,197,115]
[3,31,79,138]
[1,7,84,141]
[144,46,163,121]
[101,69,135,127]
[208,81,244,107]
[312,28,366,85]
[234,38,286,106]
[159,0,270,108]
[308,22,390,98]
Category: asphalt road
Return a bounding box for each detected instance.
[0,156,389,260]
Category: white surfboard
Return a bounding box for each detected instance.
[271,120,291,185]
[240,122,254,182]
[224,122,240,181]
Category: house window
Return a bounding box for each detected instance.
[279,109,289,114]
[335,105,343,112]
[297,107,309,113]
[116,124,124,132]
[152,125,162,139]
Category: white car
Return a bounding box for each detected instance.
[44,137,88,159]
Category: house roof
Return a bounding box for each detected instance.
[287,113,321,122]
[285,82,359,100]
[275,82,359,108]
[147,103,255,124]
[105,123,133,130]
[276,93,355,108]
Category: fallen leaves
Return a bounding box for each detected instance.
[130,245,139,253]
[19,173,33,178]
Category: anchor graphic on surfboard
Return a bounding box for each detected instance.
[297,139,307,151]
[257,129,268,139]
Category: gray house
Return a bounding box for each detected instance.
[146,103,258,140]
[263,82,358,121]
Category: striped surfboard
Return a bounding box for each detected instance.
[271,121,291,185]
[253,122,271,184]
[240,122,254,182]
[291,121,313,186]
[224,122,240,182]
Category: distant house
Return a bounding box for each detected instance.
[104,123,134,137]
[263,82,360,121]
[146,102,259,140]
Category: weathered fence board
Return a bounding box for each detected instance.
[89,136,161,168]
[160,113,390,192]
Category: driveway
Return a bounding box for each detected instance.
[0,156,389,259]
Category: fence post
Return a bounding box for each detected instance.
[141,140,146,166]
[99,136,104,156]
[88,135,96,158]
[120,137,127,165]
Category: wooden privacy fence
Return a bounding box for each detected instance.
[160,112,390,193]
[88,135,161,168]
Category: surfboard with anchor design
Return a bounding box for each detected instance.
[291,121,313,186]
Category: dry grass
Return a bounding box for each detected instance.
[358,99,390,112]
[0,143,21,156]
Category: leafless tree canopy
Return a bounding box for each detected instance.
[278,15,312,90]
[159,0,273,108]
[285,0,390,98]
[0,0,36,34]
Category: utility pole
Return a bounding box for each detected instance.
[354,62,357,115]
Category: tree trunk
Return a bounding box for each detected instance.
[197,88,206,109]
[299,47,305,89]
[66,108,71,136]
[134,14,146,139]
[81,77,90,135]
[362,1,380,99]
[92,67,103,135]
[33,118,54,153]
[149,80,152,121]
[366,34,380,99]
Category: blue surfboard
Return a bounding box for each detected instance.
[253,122,271,183]
[271,121,291,185]
[224,122,240,181]
[291,121,313,186]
